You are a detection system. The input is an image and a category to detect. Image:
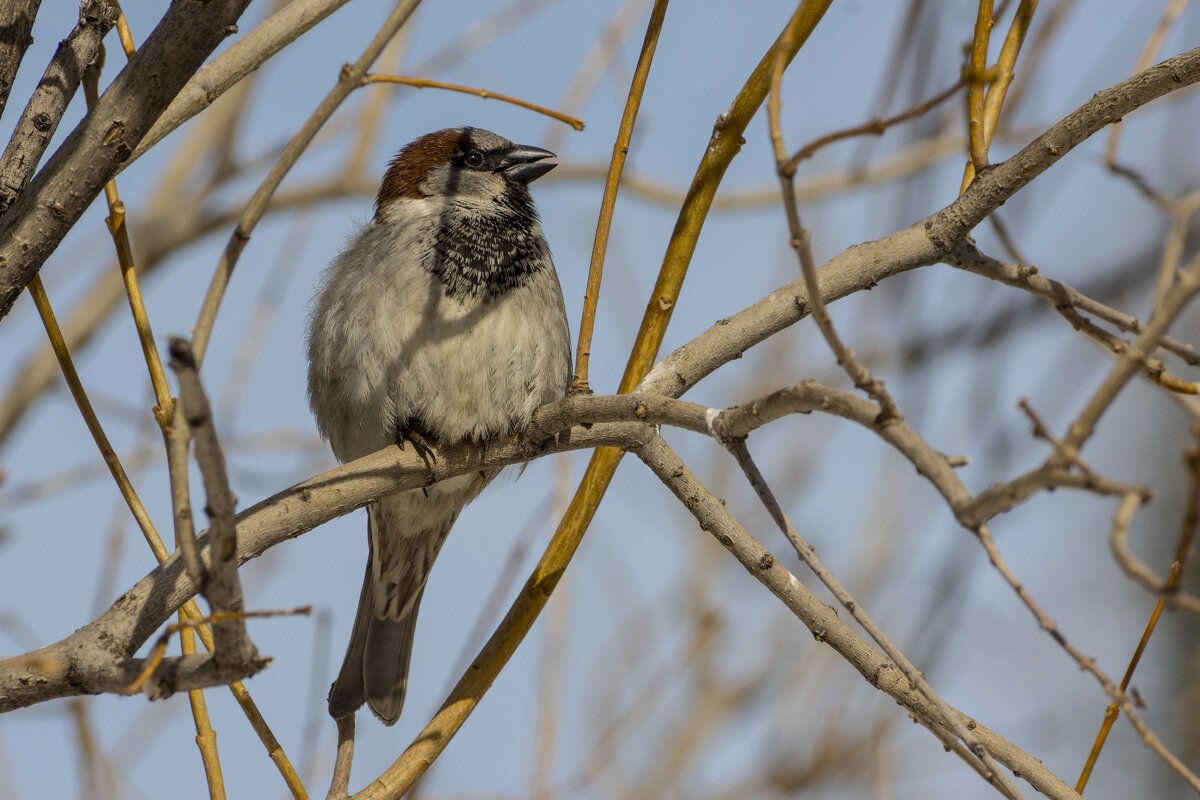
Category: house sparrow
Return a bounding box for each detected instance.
[306,127,571,725]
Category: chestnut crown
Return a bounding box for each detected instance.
[375,127,555,220]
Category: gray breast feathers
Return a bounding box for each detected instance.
[306,212,571,464]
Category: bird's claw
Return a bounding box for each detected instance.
[397,427,439,482]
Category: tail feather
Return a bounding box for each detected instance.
[327,502,444,725]
[329,472,496,724]
[362,590,423,725]
[327,557,373,719]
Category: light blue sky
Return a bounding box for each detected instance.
[1,1,1198,798]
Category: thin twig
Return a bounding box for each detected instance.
[81,39,175,427]
[171,337,256,663]
[975,521,1200,793]
[360,74,584,130]
[947,242,1200,367]
[1109,479,1200,615]
[965,0,995,185]
[166,390,206,608]
[768,0,900,418]
[26,276,165,559]
[962,0,1038,190]
[724,439,1024,799]
[1082,442,1200,788]
[784,77,965,172]
[981,0,1038,150]
[1104,0,1192,165]
[571,0,669,393]
[180,623,227,800]
[1062,249,1200,451]
[191,0,423,364]
[327,714,355,800]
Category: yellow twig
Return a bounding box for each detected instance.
[29,207,309,800]
[81,21,174,427]
[351,4,835,797]
[965,0,995,188]
[571,0,669,394]
[27,276,165,559]
[125,607,313,695]
[181,622,227,800]
[112,6,135,58]
[360,74,584,130]
[961,0,1038,192]
[982,0,1038,148]
[1076,445,1200,792]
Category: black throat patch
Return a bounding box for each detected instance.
[422,186,550,299]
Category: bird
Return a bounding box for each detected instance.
[305,127,571,725]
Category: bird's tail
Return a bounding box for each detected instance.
[328,471,494,724]
[327,502,444,725]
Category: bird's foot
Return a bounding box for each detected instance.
[397,427,439,483]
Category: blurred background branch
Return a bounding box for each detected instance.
[0,1,1199,799]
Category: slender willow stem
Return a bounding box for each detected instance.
[570,0,669,393]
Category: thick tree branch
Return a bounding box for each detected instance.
[0,0,116,212]
[0,0,42,122]
[0,374,1147,715]
[642,46,1200,402]
[0,412,654,712]
[0,0,253,320]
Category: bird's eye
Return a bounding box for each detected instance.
[463,150,485,169]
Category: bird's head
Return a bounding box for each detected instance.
[375,127,556,221]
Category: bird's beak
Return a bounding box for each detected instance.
[497,144,557,184]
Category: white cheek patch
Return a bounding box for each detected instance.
[421,164,505,205]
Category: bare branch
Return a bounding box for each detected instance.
[634,435,1079,800]
[643,46,1200,401]
[170,337,256,665]
[722,439,1023,798]
[129,0,357,166]
[0,0,116,212]
[0,0,254,320]
[190,0,423,363]
[0,0,42,122]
